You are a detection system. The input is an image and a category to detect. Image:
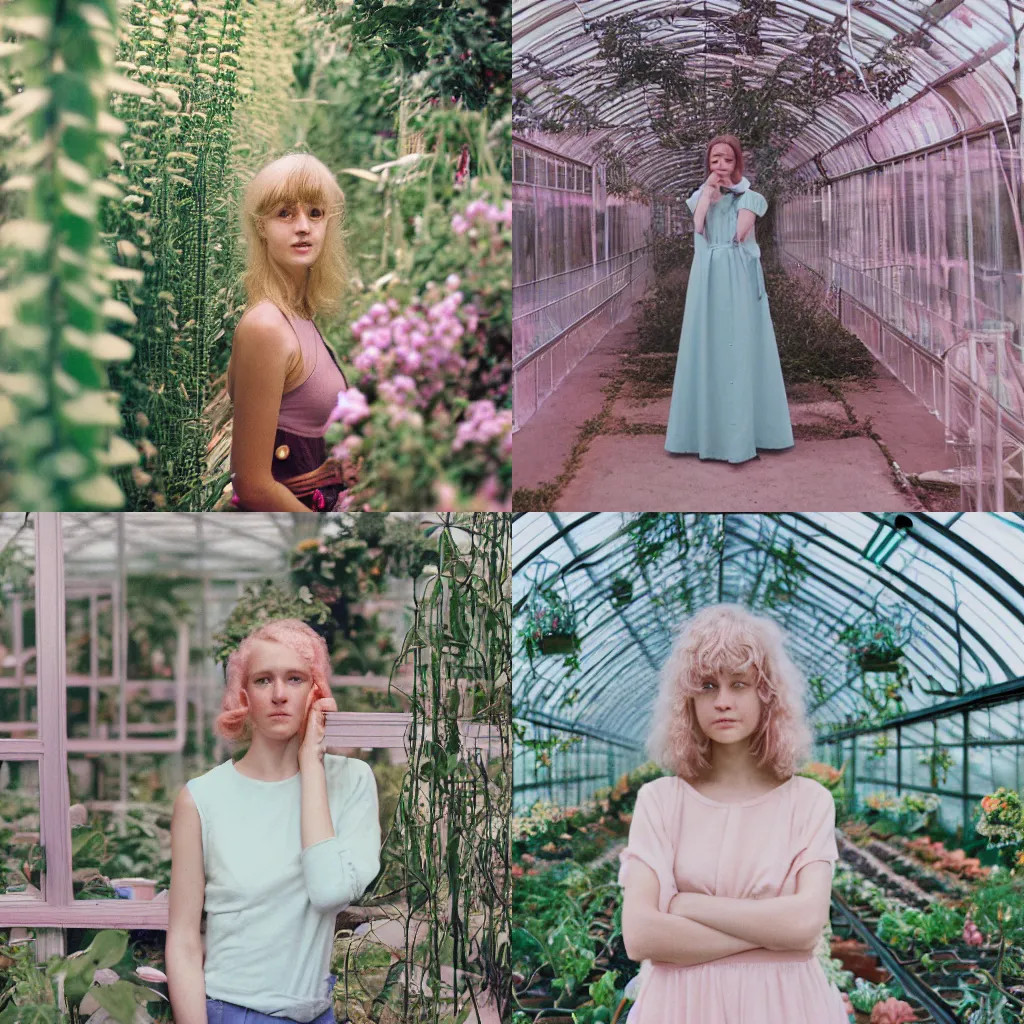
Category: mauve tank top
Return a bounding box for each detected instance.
[277,316,349,438]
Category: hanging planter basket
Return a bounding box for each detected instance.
[540,632,579,655]
[857,648,905,673]
[841,610,913,678]
[518,560,584,664]
[609,576,633,608]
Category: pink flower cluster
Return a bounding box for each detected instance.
[452,400,512,454]
[327,386,370,427]
[451,198,512,235]
[347,276,476,408]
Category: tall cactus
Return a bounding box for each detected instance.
[0,0,143,509]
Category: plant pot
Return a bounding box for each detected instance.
[541,633,578,655]
[858,653,903,672]
[609,580,633,608]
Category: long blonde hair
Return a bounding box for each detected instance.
[241,152,352,320]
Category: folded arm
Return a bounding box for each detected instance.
[667,862,834,953]
[621,859,762,967]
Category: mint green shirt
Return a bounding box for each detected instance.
[186,753,381,1021]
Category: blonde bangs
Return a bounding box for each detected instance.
[256,160,344,221]
[241,152,352,321]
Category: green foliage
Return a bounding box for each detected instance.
[0,930,165,1024]
[338,0,509,122]
[848,977,904,1014]
[760,264,877,383]
[877,903,966,952]
[103,0,249,510]
[515,2,913,206]
[0,516,33,598]
[210,579,332,665]
[517,586,580,660]
[0,0,141,510]
[630,261,877,386]
[377,514,510,1023]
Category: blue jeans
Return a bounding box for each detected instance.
[206,975,337,1024]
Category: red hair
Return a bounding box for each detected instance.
[215,619,332,742]
[647,604,813,781]
[704,135,744,184]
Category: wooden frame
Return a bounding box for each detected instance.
[0,513,500,962]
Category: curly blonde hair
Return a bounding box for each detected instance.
[215,618,333,743]
[647,604,813,781]
[240,152,352,320]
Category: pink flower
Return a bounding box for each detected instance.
[93,968,120,985]
[328,387,370,427]
[452,400,513,451]
[452,214,469,235]
[435,480,459,509]
[870,998,917,1024]
[134,966,168,983]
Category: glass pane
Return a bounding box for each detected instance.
[0,759,42,901]
[0,514,37,740]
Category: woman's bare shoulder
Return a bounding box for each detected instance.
[233,300,297,349]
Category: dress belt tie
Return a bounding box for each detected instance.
[706,240,765,300]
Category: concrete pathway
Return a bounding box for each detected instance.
[513,308,958,512]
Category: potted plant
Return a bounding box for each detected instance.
[608,575,633,608]
[519,587,581,658]
[839,608,913,673]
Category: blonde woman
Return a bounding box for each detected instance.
[166,619,382,1024]
[619,604,847,1023]
[227,153,360,511]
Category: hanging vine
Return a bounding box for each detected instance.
[376,513,511,1022]
[514,0,914,204]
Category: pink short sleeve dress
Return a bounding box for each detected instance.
[617,774,848,1024]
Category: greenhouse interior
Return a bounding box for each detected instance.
[513,512,1024,1023]
[0,512,511,1024]
[511,0,1024,513]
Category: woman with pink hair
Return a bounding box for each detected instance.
[618,604,848,1023]
[166,619,382,1024]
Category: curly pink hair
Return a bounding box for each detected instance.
[215,619,332,742]
[647,604,813,781]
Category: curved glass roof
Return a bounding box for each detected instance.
[513,513,1024,746]
[513,0,1023,192]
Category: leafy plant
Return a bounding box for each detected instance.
[378,514,510,1022]
[211,580,332,666]
[849,977,904,1014]
[608,575,633,608]
[517,585,581,663]
[0,0,141,510]
[919,745,954,786]
[839,608,914,671]
[0,929,166,1024]
[956,979,1016,1024]
[977,788,1024,853]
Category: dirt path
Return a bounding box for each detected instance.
[512,308,959,512]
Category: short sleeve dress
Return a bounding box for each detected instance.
[666,177,794,464]
[617,774,848,1024]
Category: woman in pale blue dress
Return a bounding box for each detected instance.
[665,134,794,463]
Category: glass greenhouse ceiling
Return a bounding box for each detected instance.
[513,0,1023,191]
[513,513,1024,746]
